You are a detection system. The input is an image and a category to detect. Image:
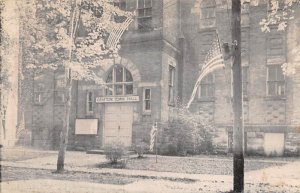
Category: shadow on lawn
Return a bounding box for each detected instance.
[96,158,197,184]
[96,154,147,169]
[97,161,127,169]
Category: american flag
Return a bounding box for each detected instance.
[186,35,225,108]
[202,37,224,71]
[106,17,133,49]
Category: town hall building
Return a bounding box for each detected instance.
[19,0,300,156]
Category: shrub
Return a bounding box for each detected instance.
[159,106,216,156]
[104,142,126,164]
[134,141,149,158]
[194,128,215,154]
[158,118,193,156]
[159,143,178,156]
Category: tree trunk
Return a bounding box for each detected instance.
[56,0,77,173]
[56,76,72,173]
[1,104,7,142]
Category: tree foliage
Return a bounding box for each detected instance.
[258,0,300,32]
[257,0,300,76]
[22,0,133,83]
[193,0,299,32]
[18,0,133,172]
[192,0,300,77]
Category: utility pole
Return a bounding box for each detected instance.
[231,0,244,192]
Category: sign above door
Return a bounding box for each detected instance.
[96,96,139,103]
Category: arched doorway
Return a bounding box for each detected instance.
[103,65,134,147]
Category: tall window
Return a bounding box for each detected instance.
[55,76,66,88]
[137,0,152,31]
[113,0,126,10]
[200,0,216,29]
[242,67,249,97]
[143,88,151,112]
[198,73,214,98]
[113,0,127,23]
[268,36,284,57]
[54,74,65,105]
[168,65,175,104]
[267,26,285,61]
[87,91,94,113]
[267,65,285,97]
[34,83,45,104]
[105,65,133,96]
[54,91,65,104]
[241,29,250,64]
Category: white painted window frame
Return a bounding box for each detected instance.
[136,0,152,30]
[266,64,286,97]
[143,88,151,113]
[198,73,215,99]
[86,90,94,114]
[105,65,134,96]
[168,65,175,105]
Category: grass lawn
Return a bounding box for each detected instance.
[2,166,299,193]
[125,155,286,175]
[1,166,135,185]
[0,147,56,161]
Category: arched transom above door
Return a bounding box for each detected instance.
[105,65,134,96]
[99,57,141,84]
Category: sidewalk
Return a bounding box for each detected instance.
[1,147,300,187]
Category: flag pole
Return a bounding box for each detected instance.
[216,31,223,56]
[155,121,158,163]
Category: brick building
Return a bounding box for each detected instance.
[22,0,181,150]
[181,0,300,156]
[21,0,300,156]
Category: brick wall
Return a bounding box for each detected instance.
[31,72,55,149]
[179,2,300,155]
[288,7,300,126]
[180,2,298,128]
[163,0,180,45]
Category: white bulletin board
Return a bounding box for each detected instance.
[75,119,98,135]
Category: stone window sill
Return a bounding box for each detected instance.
[197,97,215,102]
[54,103,65,106]
[85,113,94,118]
[142,111,151,116]
[198,27,216,33]
[264,96,286,101]
[168,102,175,107]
